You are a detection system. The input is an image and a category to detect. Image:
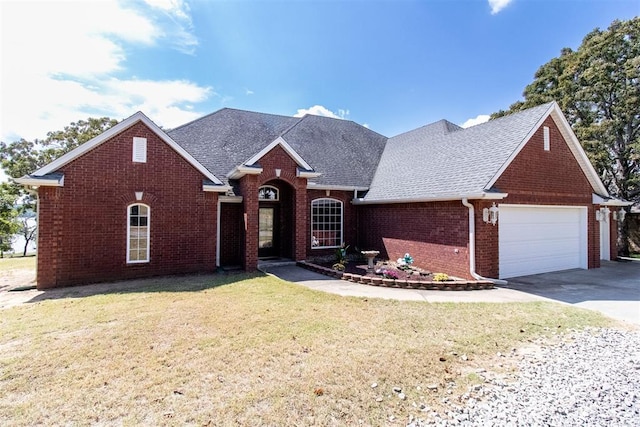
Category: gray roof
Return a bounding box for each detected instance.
[168,108,387,188]
[364,102,555,202]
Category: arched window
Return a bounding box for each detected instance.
[258,185,279,201]
[127,204,150,263]
[311,198,343,249]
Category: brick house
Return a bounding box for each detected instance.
[17,101,628,289]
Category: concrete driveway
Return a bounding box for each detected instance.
[503,260,639,325]
[265,260,640,325]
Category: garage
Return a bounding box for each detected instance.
[498,205,588,279]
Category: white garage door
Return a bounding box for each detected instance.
[499,205,587,279]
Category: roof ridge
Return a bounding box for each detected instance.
[168,108,229,133]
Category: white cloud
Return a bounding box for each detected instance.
[294,105,350,119]
[461,114,491,128]
[141,0,198,53]
[488,0,513,14]
[245,89,254,95]
[0,0,207,141]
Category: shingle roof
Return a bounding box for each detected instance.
[364,102,555,202]
[168,108,387,188]
[280,114,388,187]
[168,108,300,187]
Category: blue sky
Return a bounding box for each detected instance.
[1,0,638,142]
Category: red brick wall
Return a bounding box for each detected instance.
[358,201,471,278]
[237,144,310,266]
[219,202,243,266]
[481,116,599,277]
[36,122,218,289]
[306,190,357,260]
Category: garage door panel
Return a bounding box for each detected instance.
[499,205,587,279]
[500,237,580,257]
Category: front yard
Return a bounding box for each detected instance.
[0,270,615,426]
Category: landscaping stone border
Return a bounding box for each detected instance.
[296,261,494,291]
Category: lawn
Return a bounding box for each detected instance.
[0,255,36,272]
[0,272,614,426]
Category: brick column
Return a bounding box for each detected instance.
[239,175,259,271]
[36,187,64,289]
[294,177,308,261]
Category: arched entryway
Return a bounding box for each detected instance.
[258,181,294,259]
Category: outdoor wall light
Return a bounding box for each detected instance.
[613,209,626,222]
[482,203,499,226]
[596,207,610,222]
[275,168,281,178]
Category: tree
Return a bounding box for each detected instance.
[0,117,119,180]
[493,18,640,255]
[0,184,20,258]
[0,117,118,254]
[16,208,37,257]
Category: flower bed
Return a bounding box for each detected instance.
[297,260,494,291]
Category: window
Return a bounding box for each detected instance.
[128,204,149,263]
[311,198,343,249]
[133,137,147,163]
[258,185,279,201]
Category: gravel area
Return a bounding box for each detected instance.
[409,328,640,426]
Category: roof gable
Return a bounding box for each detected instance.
[32,112,226,187]
[485,102,608,196]
[363,101,608,203]
[169,109,387,189]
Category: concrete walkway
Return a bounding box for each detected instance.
[264,260,640,325]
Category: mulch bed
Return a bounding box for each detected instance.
[322,261,435,281]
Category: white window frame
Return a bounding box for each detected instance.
[258,185,279,201]
[127,203,150,263]
[311,198,343,249]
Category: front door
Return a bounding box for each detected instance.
[259,207,278,258]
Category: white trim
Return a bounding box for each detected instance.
[461,198,507,285]
[203,184,232,192]
[307,183,369,192]
[258,185,280,201]
[132,137,147,163]
[217,195,244,266]
[498,204,588,278]
[310,197,343,249]
[245,136,313,170]
[354,192,508,205]
[484,102,609,196]
[220,195,243,203]
[543,126,550,151]
[13,176,64,187]
[227,165,263,179]
[297,169,322,178]
[592,193,633,207]
[33,111,224,185]
[126,203,150,264]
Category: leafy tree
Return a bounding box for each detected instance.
[0,184,20,258]
[0,117,118,254]
[0,117,119,180]
[493,18,639,255]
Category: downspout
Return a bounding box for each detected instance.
[216,198,221,268]
[461,198,508,285]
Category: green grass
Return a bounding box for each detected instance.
[0,256,36,272]
[0,272,615,426]
[630,253,640,259]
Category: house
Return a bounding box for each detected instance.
[16,101,629,289]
